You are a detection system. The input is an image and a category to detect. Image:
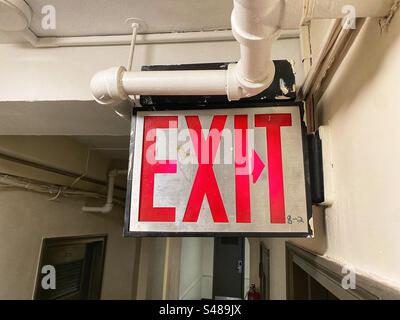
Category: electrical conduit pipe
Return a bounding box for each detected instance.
[90,0,282,103]
[90,0,395,103]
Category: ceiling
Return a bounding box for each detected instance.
[0,100,131,162]
[72,135,130,161]
[26,0,232,37]
[0,0,233,43]
[0,101,130,136]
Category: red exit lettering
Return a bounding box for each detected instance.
[138,114,292,224]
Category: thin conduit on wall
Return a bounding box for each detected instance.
[0,172,125,205]
[0,152,126,192]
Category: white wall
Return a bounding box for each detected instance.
[178,237,214,300]
[248,238,261,293]
[244,238,250,296]
[201,238,214,299]
[179,238,203,299]
[260,238,287,300]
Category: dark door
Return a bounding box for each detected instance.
[213,237,244,299]
[35,236,106,300]
[259,242,270,299]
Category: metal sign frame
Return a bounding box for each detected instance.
[124,101,312,237]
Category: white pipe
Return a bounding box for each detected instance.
[90,0,395,104]
[82,169,127,213]
[227,0,281,100]
[123,70,227,96]
[231,0,280,82]
[127,23,139,71]
[22,30,234,48]
[91,68,228,105]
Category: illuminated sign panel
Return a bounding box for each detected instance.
[125,106,311,236]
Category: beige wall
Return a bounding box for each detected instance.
[0,191,136,299]
[146,238,167,299]
[0,136,137,299]
[0,136,110,191]
[201,238,214,299]
[263,13,400,298]
[259,238,287,300]
[247,238,260,293]
[309,14,400,286]
[260,206,327,299]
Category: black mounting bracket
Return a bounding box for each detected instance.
[307,131,325,204]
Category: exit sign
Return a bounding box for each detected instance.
[124,106,311,236]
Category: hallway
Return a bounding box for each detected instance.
[0,0,400,301]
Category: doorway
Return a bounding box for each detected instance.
[34,235,107,300]
[212,237,244,300]
[259,242,270,299]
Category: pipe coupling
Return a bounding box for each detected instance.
[226,62,275,101]
[90,66,128,105]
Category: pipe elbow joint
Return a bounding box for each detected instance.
[226,62,275,101]
[82,203,114,213]
[102,203,114,213]
[108,169,119,178]
[90,66,128,105]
